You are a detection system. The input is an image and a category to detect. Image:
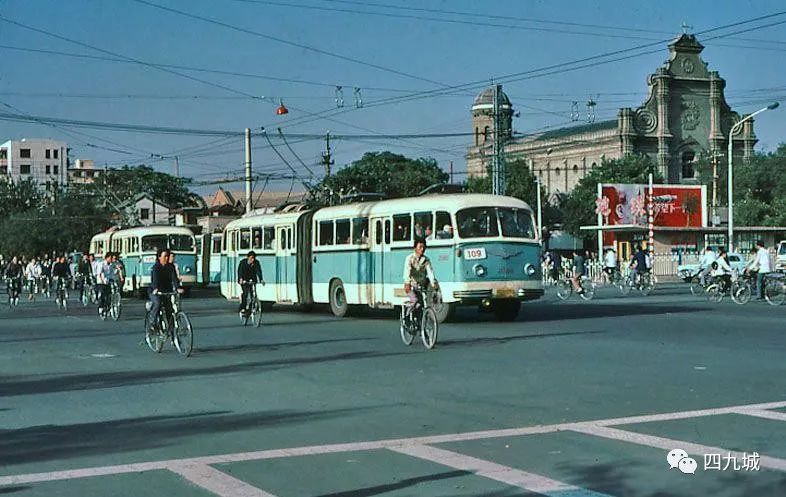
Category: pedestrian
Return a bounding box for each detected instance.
[752,240,771,300]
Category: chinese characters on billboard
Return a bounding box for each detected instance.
[600,184,707,228]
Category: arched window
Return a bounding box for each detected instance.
[572,164,579,174]
[591,162,597,169]
[483,126,490,143]
[555,167,561,176]
[681,151,696,179]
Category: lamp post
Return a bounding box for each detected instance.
[727,102,778,252]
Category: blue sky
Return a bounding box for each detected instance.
[1,0,785,192]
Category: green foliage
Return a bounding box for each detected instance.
[90,165,194,208]
[0,178,44,218]
[0,187,111,256]
[464,159,562,227]
[562,154,662,238]
[733,144,786,226]
[315,151,448,200]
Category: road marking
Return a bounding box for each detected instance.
[170,464,278,497]
[2,398,786,486]
[570,425,786,471]
[732,408,786,422]
[390,445,612,496]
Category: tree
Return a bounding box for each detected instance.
[314,151,448,201]
[88,165,194,208]
[0,178,44,218]
[562,154,662,238]
[464,159,563,227]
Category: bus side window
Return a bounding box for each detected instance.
[280,230,288,250]
[393,214,411,242]
[375,220,382,245]
[263,227,274,250]
[353,218,369,244]
[384,219,391,244]
[335,219,350,245]
[239,229,251,250]
[252,227,263,249]
[319,220,334,246]
[213,235,222,254]
[435,211,453,239]
[222,231,228,252]
[289,227,294,250]
[414,211,433,241]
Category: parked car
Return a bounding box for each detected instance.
[775,240,786,271]
[677,252,747,281]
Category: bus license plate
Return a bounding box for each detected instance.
[464,248,486,260]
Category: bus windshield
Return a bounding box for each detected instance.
[141,235,167,252]
[170,234,195,252]
[457,207,535,239]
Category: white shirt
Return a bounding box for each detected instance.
[25,262,41,280]
[755,247,772,273]
[699,251,717,268]
[96,261,116,284]
[604,251,617,268]
[712,256,732,276]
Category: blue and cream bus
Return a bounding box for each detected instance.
[196,232,223,285]
[220,194,543,321]
[90,226,197,295]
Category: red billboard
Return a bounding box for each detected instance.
[599,184,707,228]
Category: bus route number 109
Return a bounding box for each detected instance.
[464,248,487,260]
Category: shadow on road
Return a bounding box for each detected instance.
[0,406,384,466]
[0,350,408,398]
[0,486,31,494]
[314,470,472,497]
[198,337,376,354]
[440,329,608,348]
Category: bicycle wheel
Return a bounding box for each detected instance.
[173,311,194,357]
[641,275,655,296]
[689,277,705,296]
[765,279,786,306]
[399,306,415,345]
[731,281,752,305]
[706,284,724,303]
[555,280,572,301]
[144,313,164,353]
[110,292,122,321]
[252,298,262,328]
[579,280,595,301]
[617,276,632,296]
[420,307,438,350]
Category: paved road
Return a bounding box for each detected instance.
[1,284,785,496]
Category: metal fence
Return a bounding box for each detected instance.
[542,252,703,285]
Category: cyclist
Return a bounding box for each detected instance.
[40,257,52,294]
[629,245,649,287]
[403,239,439,315]
[110,252,126,292]
[752,240,772,300]
[24,257,41,300]
[4,256,23,304]
[237,251,263,315]
[52,255,72,299]
[95,253,117,315]
[76,253,92,300]
[712,247,733,293]
[148,248,182,332]
[569,249,585,293]
[167,252,181,286]
[698,246,717,286]
[603,248,618,283]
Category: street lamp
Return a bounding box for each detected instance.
[727,101,778,252]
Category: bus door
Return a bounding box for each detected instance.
[275,225,295,301]
[370,217,391,305]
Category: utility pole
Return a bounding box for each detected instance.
[244,128,252,214]
[321,131,334,178]
[491,84,506,195]
[174,155,180,178]
[711,152,719,225]
[449,160,454,184]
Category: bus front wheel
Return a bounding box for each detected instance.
[493,300,520,322]
[329,279,348,318]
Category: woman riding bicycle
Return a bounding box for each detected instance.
[403,239,439,314]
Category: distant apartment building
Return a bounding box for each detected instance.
[68,159,102,185]
[0,138,68,188]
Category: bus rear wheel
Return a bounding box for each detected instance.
[493,300,520,322]
[329,279,348,317]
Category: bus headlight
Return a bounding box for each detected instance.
[473,264,487,277]
[524,263,536,276]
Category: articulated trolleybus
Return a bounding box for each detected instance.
[90,226,198,295]
[220,193,543,321]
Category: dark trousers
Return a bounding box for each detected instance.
[239,283,255,312]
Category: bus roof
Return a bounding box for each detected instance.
[109,226,196,237]
[313,193,532,220]
[224,210,308,230]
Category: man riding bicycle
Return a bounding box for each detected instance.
[52,255,72,287]
[148,249,182,332]
[629,245,650,286]
[403,239,439,314]
[569,249,586,293]
[95,253,118,315]
[237,251,263,315]
[4,256,23,303]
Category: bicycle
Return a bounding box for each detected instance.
[687,269,713,296]
[39,276,51,299]
[54,277,70,311]
[603,267,633,296]
[400,285,439,349]
[730,271,754,305]
[239,282,263,328]
[145,291,194,356]
[763,272,786,306]
[81,275,96,306]
[6,277,21,308]
[705,275,733,304]
[98,280,122,321]
[556,274,595,301]
[624,271,656,296]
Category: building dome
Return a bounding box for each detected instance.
[472,86,512,109]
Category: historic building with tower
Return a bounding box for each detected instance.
[466,34,757,196]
